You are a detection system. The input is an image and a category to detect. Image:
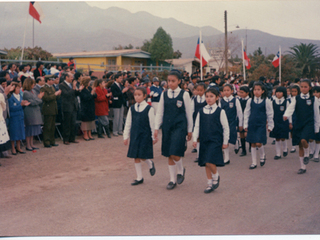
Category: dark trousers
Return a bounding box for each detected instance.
[43,115,56,146]
[62,111,77,142]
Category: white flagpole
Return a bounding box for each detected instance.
[279,46,281,83]
[200,30,203,81]
[20,7,29,64]
[241,40,246,81]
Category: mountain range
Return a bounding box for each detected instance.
[1,2,320,59]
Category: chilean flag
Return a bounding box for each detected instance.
[272,51,280,67]
[195,38,211,67]
[243,49,251,70]
[29,2,44,23]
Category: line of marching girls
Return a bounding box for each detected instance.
[123,70,320,194]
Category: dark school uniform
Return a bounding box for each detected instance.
[292,95,315,145]
[220,97,238,144]
[246,99,267,144]
[127,104,153,159]
[198,107,225,167]
[150,85,163,103]
[315,97,320,141]
[239,97,249,133]
[162,90,187,157]
[270,98,290,139]
[192,96,207,124]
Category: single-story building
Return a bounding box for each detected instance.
[53,49,151,72]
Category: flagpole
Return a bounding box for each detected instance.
[200,30,203,80]
[20,4,29,64]
[33,18,34,48]
[241,40,246,81]
[279,46,281,83]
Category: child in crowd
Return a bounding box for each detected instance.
[237,86,250,156]
[289,85,300,153]
[283,79,320,174]
[309,86,320,162]
[190,85,198,154]
[219,84,243,164]
[193,88,229,193]
[154,70,193,190]
[244,82,274,169]
[191,83,206,161]
[149,77,162,114]
[270,87,291,159]
[123,87,156,185]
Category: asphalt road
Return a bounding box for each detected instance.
[1,133,320,236]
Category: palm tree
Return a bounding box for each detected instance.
[288,43,320,78]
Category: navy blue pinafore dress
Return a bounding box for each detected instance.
[246,99,267,144]
[161,90,187,157]
[192,97,207,130]
[220,97,237,144]
[239,98,248,133]
[269,99,289,139]
[292,95,315,145]
[198,107,224,167]
[127,105,153,159]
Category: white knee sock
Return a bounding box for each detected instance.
[251,147,257,165]
[282,140,288,152]
[173,158,184,175]
[212,172,219,184]
[314,143,320,158]
[310,142,315,155]
[258,146,265,160]
[304,147,309,157]
[145,159,153,169]
[168,165,176,183]
[197,142,200,159]
[207,179,213,186]
[275,141,281,156]
[134,162,143,180]
[299,157,306,170]
[223,147,230,163]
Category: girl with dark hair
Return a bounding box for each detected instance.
[284,79,320,174]
[219,84,243,164]
[154,70,193,190]
[270,86,290,160]
[311,86,320,162]
[244,82,274,169]
[288,85,300,153]
[193,88,229,193]
[123,87,156,185]
[237,86,250,156]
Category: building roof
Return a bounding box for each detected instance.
[0,50,7,55]
[53,49,151,59]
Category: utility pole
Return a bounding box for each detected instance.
[224,10,228,74]
[245,27,247,52]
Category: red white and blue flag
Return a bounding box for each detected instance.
[29,2,44,23]
[195,38,211,67]
[272,51,280,67]
[243,49,251,70]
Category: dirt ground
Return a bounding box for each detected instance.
[1,131,320,236]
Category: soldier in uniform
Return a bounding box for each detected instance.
[41,75,61,148]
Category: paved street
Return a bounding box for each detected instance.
[1,133,320,236]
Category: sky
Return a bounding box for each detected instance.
[85,0,320,40]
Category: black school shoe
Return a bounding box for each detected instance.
[303,156,309,165]
[149,161,156,176]
[166,181,176,190]
[224,160,230,165]
[309,154,314,160]
[260,155,266,166]
[249,164,257,169]
[240,151,247,157]
[204,185,214,194]
[194,158,198,163]
[177,168,186,184]
[191,148,197,153]
[131,178,144,186]
[283,150,288,157]
[297,169,306,174]
[271,140,276,145]
[274,155,281,160]
[212,176,220,190]
[290,148,296,153]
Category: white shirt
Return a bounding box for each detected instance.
[283,93,320,133]
[193,104,229,145]
[218,95,243,127]
[13,93,21,102]
[243,97,274,131]
[123,100,155,140]
[190,94,206,114]
[155,87,193,132]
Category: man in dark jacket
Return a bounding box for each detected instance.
[59,72,80,145]
[33,61,46,80]
[41,75,61,147]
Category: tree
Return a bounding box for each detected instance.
[288,43,320,78]
[173,50,182,59]
[3,46,52,60]
[148,27,173,65]
[141,40,151,52]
